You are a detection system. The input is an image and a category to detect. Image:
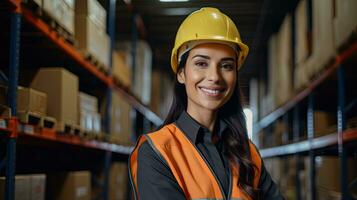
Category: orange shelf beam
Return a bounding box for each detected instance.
[21,7,113,87]
[260,129,357,158]
[0,118,18,138]
[18,131,133,155]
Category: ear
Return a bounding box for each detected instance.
[177,68,186,84]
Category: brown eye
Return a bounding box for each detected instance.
[221,63,234,71]
[195,61,208,67]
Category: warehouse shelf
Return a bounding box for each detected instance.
[254,40,357,135]
[21,7,112,87]
[1,1,148,199]
[260,129,357,158]
[1,0,163,126]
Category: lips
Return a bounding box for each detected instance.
[199,87,226,97]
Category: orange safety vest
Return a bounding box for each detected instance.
[129,123,262,200]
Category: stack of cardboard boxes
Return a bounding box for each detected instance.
[0,174,46,200]
[112,50,132,88]
[116,40,153,105]
[151,69,174,119]
[42,0,75,36]
[315,156,357,199]
[109,163,129,200]
[334,0,357,50]
[78,92,101,136]
[75,0,110,69]
[47,171,91,200]
[30,68,79,133]
[104,92,133,145]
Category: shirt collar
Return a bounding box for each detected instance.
[175,111,228,144]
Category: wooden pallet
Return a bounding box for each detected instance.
[73,124,81,136]
[22,0,42,16]
[56,121,77,135]
[17,111,43,127]
[39,9,78,47]
[0,105,11,118]
[82,51,109,76]
[337,27,357,53]
[43,116,56,129]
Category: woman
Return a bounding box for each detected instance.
[129,7,284,200]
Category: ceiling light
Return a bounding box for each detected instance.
[159,0,189,2]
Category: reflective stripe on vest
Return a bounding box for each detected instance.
[129,123,262,200]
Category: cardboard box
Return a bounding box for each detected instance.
[17,86,47,116]
[276,14,293,106]
[150,69,173,119]
[118,40,152,105]
[78,92,101,133]
[267,34,278,110]
[109,163,129,200]
[78,92,98,113]
[294,0,308,65]
[63,0,75,9]
[47,171,91,200]
[79,109,93,132]
[0,174,46,200]
[0,176,31,200]
[315,156,357,193]
[314,111,336,137]
[334,0,357,49]
[42,0,74,35]
[294,62,310,90]
[105,92,132,145]
[112,51,132,88]
[273,121,287,146]
[29,174,46,200]
[30,68,79,127]
[75,16,110,68]
[42,0,62,22]
[92,112,101,133]
[60,0,75,35]
[311,0,336,74]
[75,0,107,31]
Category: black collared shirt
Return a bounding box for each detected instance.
[136,111,284,199]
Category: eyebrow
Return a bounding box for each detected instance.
[192,55,235,61]
[192,54,210,59]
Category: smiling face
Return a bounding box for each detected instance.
[177,43,237,116]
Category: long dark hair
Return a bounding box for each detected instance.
[160,52,260,199]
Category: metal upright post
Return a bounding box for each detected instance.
[102,151,112,200]
[293,107,301,200]
[131,12,142,140]
[337,67,348,200]
[307,94,316,200]
[103,1,117,200]
[5,12,21,200]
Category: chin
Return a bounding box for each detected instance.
[199,101,225,111]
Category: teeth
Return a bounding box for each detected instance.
[201,88,221,95]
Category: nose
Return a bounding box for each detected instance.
[207,64,221,83]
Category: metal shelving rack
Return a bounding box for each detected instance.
[253,23,357,200]
[0,0,162,199]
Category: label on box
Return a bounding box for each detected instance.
[0,119,6,129]
[76,186,88,197]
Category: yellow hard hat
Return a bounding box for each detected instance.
[171,7,249,73]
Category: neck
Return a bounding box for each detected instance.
[186,106,217,132]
